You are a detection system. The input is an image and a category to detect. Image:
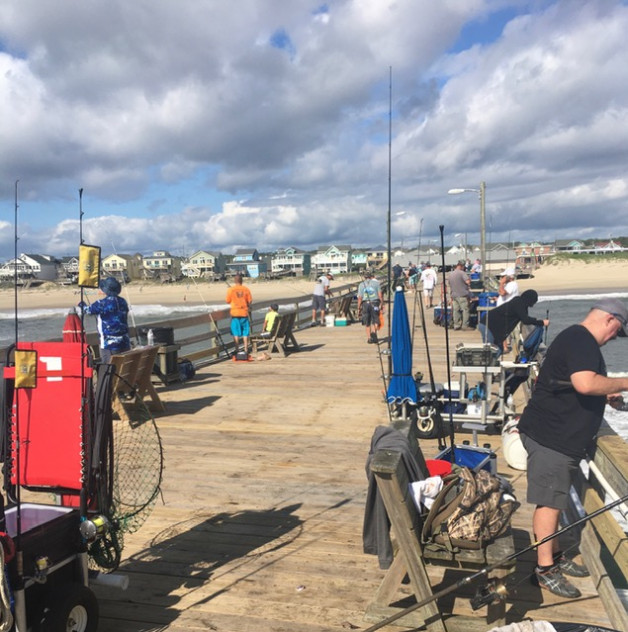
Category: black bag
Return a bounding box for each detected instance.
[178,358,196,382]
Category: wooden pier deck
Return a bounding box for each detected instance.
[93,297,616,632]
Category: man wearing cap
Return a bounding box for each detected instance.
[496,267,519,307]
[357,270,383,344]
[518,297,628,599]
[312,271,333,326]
[79,276,130,363]
[448,260,471,330]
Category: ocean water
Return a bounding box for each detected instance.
[2,291,628,440]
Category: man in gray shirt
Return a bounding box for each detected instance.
[448,260,471,329]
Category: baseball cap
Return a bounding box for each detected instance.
[501,267,515,277]
[326,272,334,279]
[592,298,628,337]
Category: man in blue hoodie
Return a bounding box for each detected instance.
[80,276,130,362]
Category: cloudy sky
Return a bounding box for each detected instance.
[1,0,627,261]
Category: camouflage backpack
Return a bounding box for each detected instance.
[421,466,519,552]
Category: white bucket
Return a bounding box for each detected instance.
[325,315,335,327]
[502,418,527,471]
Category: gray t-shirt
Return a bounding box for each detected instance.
[448,268,470,298]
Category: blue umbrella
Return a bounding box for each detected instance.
[386,288,417,404]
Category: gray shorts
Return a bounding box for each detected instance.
[312,295,326,311]
[520,433,580,510]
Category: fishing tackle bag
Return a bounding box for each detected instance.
[421,466,519,551]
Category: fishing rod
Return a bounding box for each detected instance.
[362,490,628,632]
[439,225,456,459]
[544,307,550,345]
[417,292,437,399]
[416,284,446,449]
[189,276,232,359]
[410,219,424,350]
[11,180,25,632]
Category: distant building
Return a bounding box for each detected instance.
[226,248,267,278]
[515,242,553,270]
[366,246,387,268]
[181,250,225,278]
[271,247,311,276]
[142,250,182,280]
[311,245,351,276]
[554,239,585,252]
[102,253,143,281]
[0,254,58,281]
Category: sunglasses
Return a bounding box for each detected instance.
[612,312,627,327]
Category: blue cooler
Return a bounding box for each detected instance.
[477,292,499,308]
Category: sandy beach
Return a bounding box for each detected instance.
[0,259,626,312]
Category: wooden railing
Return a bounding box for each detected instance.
[575,425,628,631]
[0,281,363,368]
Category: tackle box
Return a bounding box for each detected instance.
[455,342,500,367]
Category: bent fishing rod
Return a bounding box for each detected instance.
[361,490,628,632]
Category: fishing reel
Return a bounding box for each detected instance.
[80,514,110,543]
[469,578,509,610]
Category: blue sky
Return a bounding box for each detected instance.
[1,0,627,260]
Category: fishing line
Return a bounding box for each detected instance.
[189,275,232,359]
[11,180,23,560]
[439,225,456,458]
[361,491,628,632]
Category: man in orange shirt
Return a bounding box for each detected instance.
[226,274,253,358]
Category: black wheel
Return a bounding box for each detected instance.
[41,583,98,632]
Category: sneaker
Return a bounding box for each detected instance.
[370,332,378,344]
[533,566,581,599]
[555,554,590,578]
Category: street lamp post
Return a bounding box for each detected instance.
[448,181,486,287]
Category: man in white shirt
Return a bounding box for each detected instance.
[419,263,438,308]
[312,271,333,326]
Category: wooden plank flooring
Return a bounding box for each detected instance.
[93,296,615,631]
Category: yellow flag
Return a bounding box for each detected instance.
[78,244,101,288]
[14,350,37,389]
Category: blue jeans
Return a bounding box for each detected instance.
[477,323,501,356]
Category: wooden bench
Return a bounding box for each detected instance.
[365,423,515,632]
[251,312,299,356]
[110,346,165,421]
[332,293,357,322]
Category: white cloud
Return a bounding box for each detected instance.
[1,0,628,260]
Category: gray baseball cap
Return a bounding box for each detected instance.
[592,298,628,337]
